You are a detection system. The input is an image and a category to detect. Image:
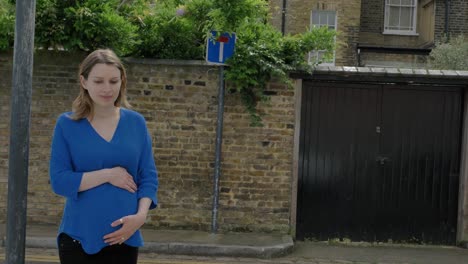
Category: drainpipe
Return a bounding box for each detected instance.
[445,0,450,40]
[357,47,361,67]
[281,0,287,35]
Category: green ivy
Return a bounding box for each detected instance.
[226,22,335,125]
[182,0,335,125]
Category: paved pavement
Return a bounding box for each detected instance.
[0,224,468,263]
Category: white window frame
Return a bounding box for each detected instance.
[309,10,337,66]
[383,0,418,35]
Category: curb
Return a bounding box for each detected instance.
[8,235,294,259]
[142,235,294,258]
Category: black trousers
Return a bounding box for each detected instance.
[58,233,138,264]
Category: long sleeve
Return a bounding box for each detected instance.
[137,124,158,209]
[49,116,83,200]
[51,109,157,254]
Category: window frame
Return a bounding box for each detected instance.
[309,10,337,66]
[383,0,419,36]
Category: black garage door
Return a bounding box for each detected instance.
[296,81,462,244]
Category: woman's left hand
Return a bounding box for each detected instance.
[103,214,146,245]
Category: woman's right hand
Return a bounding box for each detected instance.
[107,167,138,193]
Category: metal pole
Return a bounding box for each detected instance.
[281,0,287,35]
[445,0,450,39]
[6,0,36,263]
[211,66,225,233]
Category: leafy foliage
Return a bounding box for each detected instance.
[34,0,67,50]
[202,0,269,33]
[5,0,140,56]
[429,35,468,70]
[64,0,139,56]
[0,0,14,50]
[0,0,336,124]
[135,1,204,59]
[226,23,335,124]
[143,0,335,124]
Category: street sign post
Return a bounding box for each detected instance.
[206,31,236,233]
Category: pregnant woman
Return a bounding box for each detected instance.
[49,49,158,264]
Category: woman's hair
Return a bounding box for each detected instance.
[71,49,131,120]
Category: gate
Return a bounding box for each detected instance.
[296,80,462,244]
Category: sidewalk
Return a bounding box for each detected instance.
[287,241,468,264]
[1,224,468,263]
[0,224,293,258]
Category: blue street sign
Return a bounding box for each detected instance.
[206,31,236,64]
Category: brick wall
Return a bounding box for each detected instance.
[359,0,434,47]
[0,53,12,222]
[358,0,468,45]
[0,51,294,233]
[269,0,284,32]
[359,0,383,33]
[358,0,439,67]
[0,53,12,176]
[359,52,428,68]
[435,0,468,41]
[284,0,362,66]
[0,51,82,224]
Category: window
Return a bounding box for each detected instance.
[309,10,336,66]
[384,0,418,35]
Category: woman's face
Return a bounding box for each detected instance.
[81,63,122,108]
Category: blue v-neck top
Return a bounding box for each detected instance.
[49,108,158,254]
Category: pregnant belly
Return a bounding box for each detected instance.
[73,184,138,225]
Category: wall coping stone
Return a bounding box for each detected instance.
[123,58,220,67]
[315,65,468,78]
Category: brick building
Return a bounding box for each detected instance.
[270,0,362,66]
[271,0,468,67]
